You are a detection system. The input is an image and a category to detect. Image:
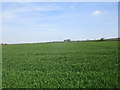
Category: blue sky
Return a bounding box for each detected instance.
[2,2,118,43]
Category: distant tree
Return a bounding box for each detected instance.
[1,43,5,45]
[86,39,89,41]
[100,38,104,41]
[1,43,7,45]
[64,39,71,42]
[118,37,120,41]
[1,43,3,45]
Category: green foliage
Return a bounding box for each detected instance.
[64,39,71,42]
[2,41,118,88]
[100,38,104,41]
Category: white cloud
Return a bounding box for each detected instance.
[92,10,108,16]
[3,11,16,21]
[11,6,60,13]
[3,3,63,22]
[92,10,102,16]
[4,3,63,13]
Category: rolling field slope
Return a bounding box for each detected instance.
[2,41,118,88]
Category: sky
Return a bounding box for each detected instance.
[1,2,118,44]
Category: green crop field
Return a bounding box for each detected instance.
[2,41,119,88]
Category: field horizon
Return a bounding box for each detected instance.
[1,37,119,45]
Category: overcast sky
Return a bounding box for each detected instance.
[2,2,118,44]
